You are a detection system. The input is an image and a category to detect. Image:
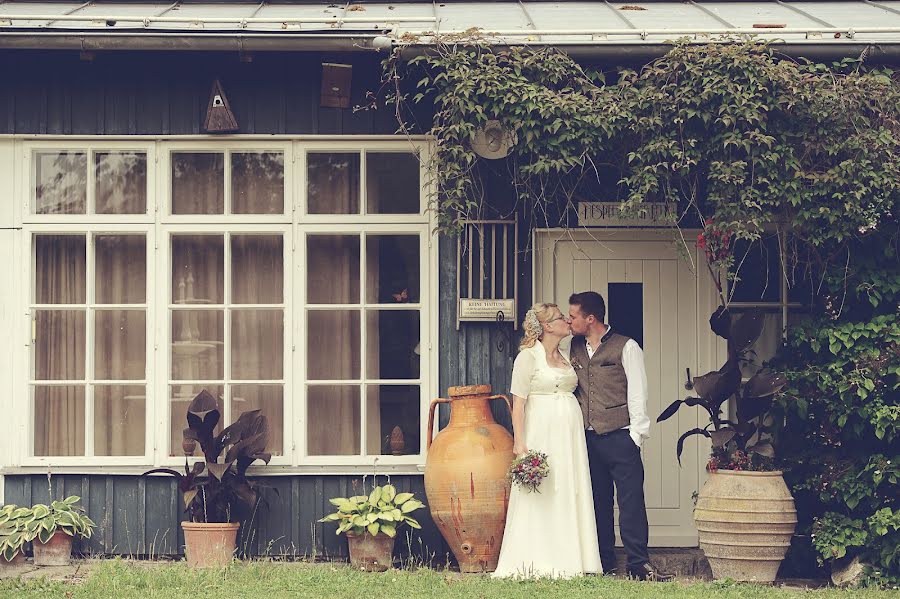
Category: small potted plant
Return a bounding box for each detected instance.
[319,484,425,571]
[12,497,96,567]
[144,389,271,568]
[0,504,29,569]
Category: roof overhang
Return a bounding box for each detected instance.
[4,1,900,61]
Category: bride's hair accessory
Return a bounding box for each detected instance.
[523,309,543,340]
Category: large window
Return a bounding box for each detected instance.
[20,140,433,469]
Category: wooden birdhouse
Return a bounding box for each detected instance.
[320,63,352,109]
[203,79,239,133]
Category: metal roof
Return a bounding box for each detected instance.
[3,1,900,57]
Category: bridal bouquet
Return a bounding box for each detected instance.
[508,450,550,493]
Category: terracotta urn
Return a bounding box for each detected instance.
[424,385,513,573]
[181,522,239,568]
[694,470,797,582]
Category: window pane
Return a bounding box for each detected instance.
[172,152,224,215]
[94,385,145,456]
[232,384,283,456]
[172,311,224,380]
[232,310,283,380]
[172,235,224,304]
[307,235,359,304]
[95,152,147,214]
[170,384,223,456]
[368,385,420,455]
[232,152,284,214]
[35,235,86,304]
[95,310,146,380]
[730,234,781,303]
[232,235,283,304]
[731,309,782,377]
[366,235,420,304]
[608,282,643,349]
[308,311,359,380]
[307,385,360,455]
[307,153,359,214]
[366,153,420,214]
[366,311,420,380]
[34,310,85,380]
[96,235,146,304]
[35,151,86,214]
[34,386,85,456]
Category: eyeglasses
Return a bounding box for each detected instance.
[546,315,568,324]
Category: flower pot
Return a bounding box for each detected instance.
[32,531,74,566]
[346,531,396,572]
[694,470,797,582]
[0,551,26,570]
[424,385,513,573]
[181,522,239,568]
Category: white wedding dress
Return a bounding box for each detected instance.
[492,340,602,579]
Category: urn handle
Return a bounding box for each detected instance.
[426,398,451,450]
[487,394,513,414]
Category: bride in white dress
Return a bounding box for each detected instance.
[492,303,602,579]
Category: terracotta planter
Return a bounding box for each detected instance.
[424,385,513,573]
[32,531,73,566]
[181,522,239,568]
[0,551,26,570]
[346,531,396,571]
[694,470,797,582]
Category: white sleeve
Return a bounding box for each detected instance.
[622,340,651,448]
[510,349,537,399]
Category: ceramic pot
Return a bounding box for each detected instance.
[181,522,239,568]
[32,531,73,567]
[346,531,395,571]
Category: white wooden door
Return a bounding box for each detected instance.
[534,229,720,547]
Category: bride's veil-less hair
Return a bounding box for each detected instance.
[520,303,559,350]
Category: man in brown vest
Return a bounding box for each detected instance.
[568,291,673,581]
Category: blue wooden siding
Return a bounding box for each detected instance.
[2,50,533,557]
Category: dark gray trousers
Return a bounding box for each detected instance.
[586,428,650,570]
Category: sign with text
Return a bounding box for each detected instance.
[578,202,674,227]
[459,299,515,323]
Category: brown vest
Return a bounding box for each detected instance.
[571,330,631,434]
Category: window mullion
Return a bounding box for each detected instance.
[224,231,232,428]
[85,232,95,458]
[359,231,367,457]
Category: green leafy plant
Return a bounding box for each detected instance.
[0,496,95,560]
[319,484,425,538]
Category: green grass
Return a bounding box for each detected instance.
[0,560,894,599]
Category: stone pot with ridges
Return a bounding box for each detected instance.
[424,385,513,573]
[694,470,797,582]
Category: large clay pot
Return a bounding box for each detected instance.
[425,385,513,573]
[694,470,797,582]
[181,522,239,568]
[0,551,26,570]
[32,530,74,566]
[346,531,395,571]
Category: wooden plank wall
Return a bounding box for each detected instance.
[3,474,446,562]
[0,50,534,557]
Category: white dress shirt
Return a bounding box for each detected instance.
[585,335,651,449]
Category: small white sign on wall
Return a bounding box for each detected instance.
[578,202,674,227]
[459,298,515,323]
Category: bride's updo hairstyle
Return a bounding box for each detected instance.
[520,303,559,350]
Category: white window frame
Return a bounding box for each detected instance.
[10,136,437,474]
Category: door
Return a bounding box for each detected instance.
[534,229,720,547]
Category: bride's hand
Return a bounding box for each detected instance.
[513,440,528,457]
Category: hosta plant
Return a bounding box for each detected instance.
[0,496,95,558]
[319,485,425,538]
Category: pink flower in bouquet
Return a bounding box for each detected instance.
[507,450,550,493]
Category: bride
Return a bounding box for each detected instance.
[492,303,602,579]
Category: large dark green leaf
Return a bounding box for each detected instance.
[710,428,736,448]
[743,372,788,400]
[657,397,703,423]
[692,361,741,407]
[709,305,731,339]
[728,310,766,355]
[676,428,711,466]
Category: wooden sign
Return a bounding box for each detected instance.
[459,298,515,322]
[320,63,352,109]
[203,79,239,134]
[578,202,674,227]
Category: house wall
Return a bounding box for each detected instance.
[0,50,523,557]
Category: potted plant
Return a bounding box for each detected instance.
[0,504,29,569]
[3,497,96,567]
[658,306,796,582]
[144,389,271,568]
[319,484,425,571]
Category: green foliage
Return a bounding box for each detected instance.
[0,497,95,561]
[318,485,425,538]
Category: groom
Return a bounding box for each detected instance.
[567,291,673,582]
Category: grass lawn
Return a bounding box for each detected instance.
[0,560,895,599]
